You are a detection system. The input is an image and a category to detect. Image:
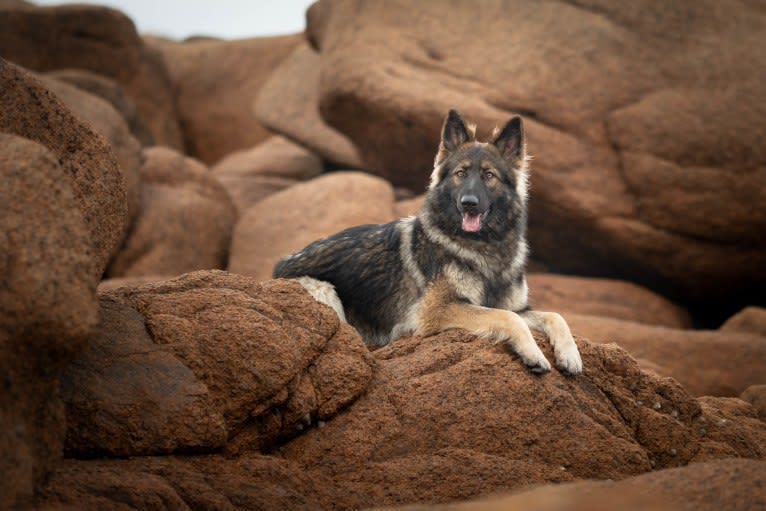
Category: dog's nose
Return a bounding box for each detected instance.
[461,195,479,208]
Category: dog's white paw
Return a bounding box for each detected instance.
[555,343,583,376]
[524,353,552,374]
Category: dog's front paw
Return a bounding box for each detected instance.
[554,343,583,376]
[524,354,552,374]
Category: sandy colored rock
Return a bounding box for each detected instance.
[0,3,183,148]
[229,171,397,280]
[720,306,766,337]
[38,74,142,222]
[527,273,692,328]
[566,313,766,396]
[0,134,98,508]
[255,41,363,168]
[147,34,301,164]
[0,58,127,279]
[106,147,236,278]
[212,136,323,212]
[741,385,766,422]
[46,68,154,146]
[395,194,426,218]
[308,0,766,317]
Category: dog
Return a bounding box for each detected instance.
[273,109,582,375]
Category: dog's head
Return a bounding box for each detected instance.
[427,109,529,238]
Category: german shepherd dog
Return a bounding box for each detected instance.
[274,110,582,375]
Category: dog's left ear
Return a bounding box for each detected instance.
[492,116,525,162]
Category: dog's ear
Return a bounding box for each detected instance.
[441,109,470,153]
[492,116,525,162]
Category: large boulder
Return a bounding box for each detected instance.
[566,313,766,396]
[147,34,302,164]
[229,171,397,280]
[720,306,766,337]
[0,134,98,508]
[212,135,323,213]
[0,58,128,279]
[61,271,374,457]
[0,3,183,148]
[255,41,363,168]
[307,0,766,318]
[106,147,237,279]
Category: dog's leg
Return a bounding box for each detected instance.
[418,281,551,373]
[519,310,582,375]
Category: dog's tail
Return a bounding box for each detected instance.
[294,276,347,323]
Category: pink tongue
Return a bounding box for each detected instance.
[462,212,482,232]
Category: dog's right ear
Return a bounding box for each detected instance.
[441,109,470,153]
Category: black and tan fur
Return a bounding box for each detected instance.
[274,110,582,374]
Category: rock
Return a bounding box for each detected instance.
[720,307,766,337]
[147,34,302,164]
[0,3,184,148]
[106,147,237,279]
[38,74,142,223]
[308,0,766,318]
[0,58,128,279]
[46,68,154,146]
[212,136,323,213]
[395,194,426,217]
[374,459,766,511]
[89,271,374,454]
[254,42,363,168]
[527,273,692,328]
[0,134,98,508]
[565,313,766,396]
[229,171,396,281]
[741,385,766,422]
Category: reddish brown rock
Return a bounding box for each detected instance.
[255,41,363,168]
[741,385,766,422]
[527,273,692,328]
[0,134,98,508]
[229,171,396,280]
[720,307,766,337]
[212,136,323,213]
[565,313,766,396]
[106,147,236,278]
[46,68,154,146]
[0,58,128,279]
[395,194,426,218]
[0,3,183,148]
[147,34,301,164]
[308,0,766,316]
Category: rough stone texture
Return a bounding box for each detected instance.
[741,385,766,422]
[308,0,766,318]
[0,134,98,508]
[146,34,302,164]
[566,313,766,397]
[527,273,692,328]
[229,171,397,280]
[106,147,236,279]
[255,41,363,168]
[38,74,142,223]
[376,459,766,511]
[720,306,766,337]
[0,3,184,149]
[95,271,375,454]
[46,67,154,146]
[0,58,128,279]
[212,136,323,213]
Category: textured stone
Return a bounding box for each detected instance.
[720,307,766,337]
[741,385,766,422]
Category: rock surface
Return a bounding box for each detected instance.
[566,313,766,397]
[212,136,323,213]
[229,171,397,280]
[527,273,691,328]
[0,2,183,148]
[147,34,302,164]
[106,147,236,278]
[255,41,363,168]
[741,385,766,422]
[0,58,128,279]
[720,306,766,337]
[307,0,766,317]
[0,134,98,508]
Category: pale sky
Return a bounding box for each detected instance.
[34,0,315,39]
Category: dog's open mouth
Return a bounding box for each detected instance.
[461,210,488,233]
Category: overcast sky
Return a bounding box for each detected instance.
[34,0,315,39]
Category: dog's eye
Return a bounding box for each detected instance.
[455,168,466,178]
[484,171,495,180]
